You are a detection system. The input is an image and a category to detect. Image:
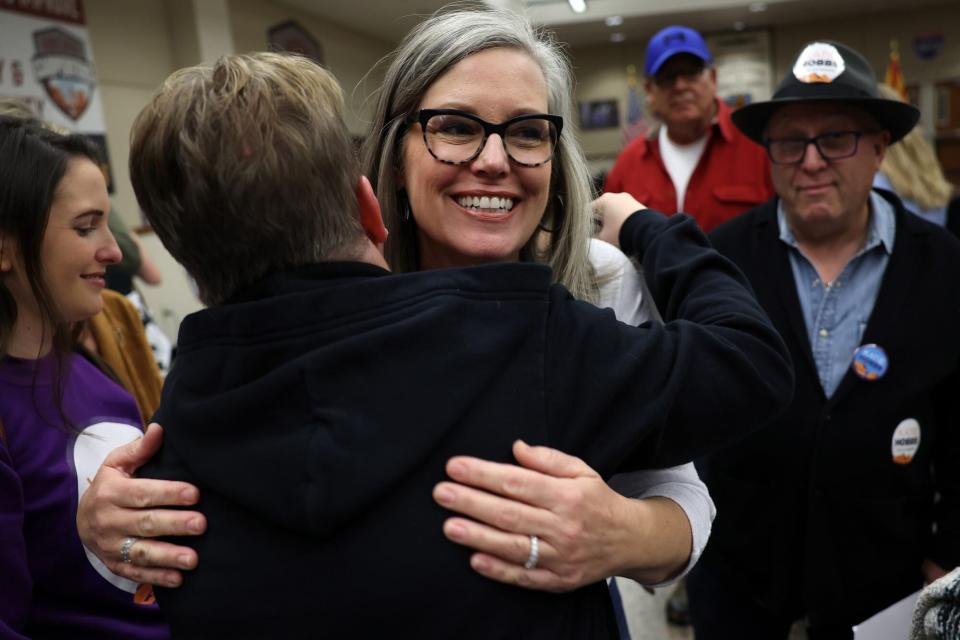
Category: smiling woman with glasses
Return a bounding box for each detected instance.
[409,109,563,167]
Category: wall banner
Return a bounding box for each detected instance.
[0,0,113,190]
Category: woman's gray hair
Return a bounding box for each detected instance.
[360,5,599,302]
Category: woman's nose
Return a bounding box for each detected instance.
[97,228,122,265]
[471,134,510,176]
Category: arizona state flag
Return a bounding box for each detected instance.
[884,39,907,100]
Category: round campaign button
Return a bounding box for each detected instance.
[851,344,888,381]
[891,418,921,465]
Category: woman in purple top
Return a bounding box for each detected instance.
[0,116,169,639]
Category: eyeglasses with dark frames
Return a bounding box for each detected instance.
[653,61,708,88]
[764,130,880,165]
[406,109,563,168]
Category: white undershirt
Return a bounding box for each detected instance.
[659,126,708,212]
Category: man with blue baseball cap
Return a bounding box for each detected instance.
[605,25,773,232]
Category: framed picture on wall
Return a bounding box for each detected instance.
[708,30,773,105]
[579,99,620,130]
[268,20,323,65]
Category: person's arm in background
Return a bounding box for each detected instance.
[106,211,162,288]
[76,424,205,587]
[130,232,163,285]
[107,210,142,281]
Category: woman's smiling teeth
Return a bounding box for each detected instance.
[456,195,515,212]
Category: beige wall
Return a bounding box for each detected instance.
[85,0,202,331]
[86,0,177,226]
[568,3,960,172]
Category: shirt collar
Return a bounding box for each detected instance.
[777,189,896,255]
[714,99,735,143]
[645,98,729,155]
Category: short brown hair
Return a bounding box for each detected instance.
[130,52,364,305]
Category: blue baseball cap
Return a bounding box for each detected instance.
[645,25,713,77]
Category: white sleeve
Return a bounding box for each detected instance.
[589,237,662,326]
[589,238,714,585]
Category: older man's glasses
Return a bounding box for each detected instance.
[653,60,707,88]
[408,109,563,168]
[764,130,878,165]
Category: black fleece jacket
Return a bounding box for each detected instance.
[142,210,792,639]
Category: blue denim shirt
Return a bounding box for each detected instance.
[778,191,895,398]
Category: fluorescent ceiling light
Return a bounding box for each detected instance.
[733,20,746,30]
[610,32,626,42]
[749,2,767,12]
[605,15,623,27]
[568,0,586,13]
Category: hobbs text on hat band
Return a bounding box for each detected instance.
[729,40,920,145]
[764,130,879,165]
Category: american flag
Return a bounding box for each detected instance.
[623,64,648,144]
[884,39,908,101]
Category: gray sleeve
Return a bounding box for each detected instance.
[608,464,715,586]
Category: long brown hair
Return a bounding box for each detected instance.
[0,115,102,429]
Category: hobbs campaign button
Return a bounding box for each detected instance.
[891,418,921,465]
[851,343,888,381]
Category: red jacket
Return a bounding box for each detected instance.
[604,100,773,232]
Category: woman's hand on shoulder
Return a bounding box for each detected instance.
[593,192,647,249]
[432,440,689,592]
[77,423,206,588]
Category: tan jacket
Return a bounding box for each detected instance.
[86,289,163,425]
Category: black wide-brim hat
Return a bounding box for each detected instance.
[732,40,920,144]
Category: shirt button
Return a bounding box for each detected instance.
[819,328,829,337]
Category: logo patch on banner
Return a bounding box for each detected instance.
[793,42,846,84]
[32,27,97,121]
[891,418,920,465]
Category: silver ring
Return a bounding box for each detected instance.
[120,536,139,565]
[524,534,539,570]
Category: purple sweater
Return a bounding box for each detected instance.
[0,352,169,640]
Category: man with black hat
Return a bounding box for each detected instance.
[688,40,960,639]
[605,25,773,232]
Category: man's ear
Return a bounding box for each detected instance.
[644,77,654,98]
[356,176,388,246]
[873,129,892,168]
